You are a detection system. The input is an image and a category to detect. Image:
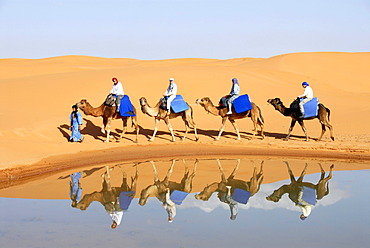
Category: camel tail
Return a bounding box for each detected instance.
[326,107,331,122]
[320,103,331,121]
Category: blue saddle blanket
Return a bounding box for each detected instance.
[232,188,251,204]
[300,97,319,118]
[119,191,135,210]
[233,94,252,114]
[301,187,316,206]
[170,190,189,205]
[171,95,189,113]
[119,95,136,117]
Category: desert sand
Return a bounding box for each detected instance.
[0,52,369,185]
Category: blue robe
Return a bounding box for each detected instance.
[70,172,82,202]
[70,112,83,142]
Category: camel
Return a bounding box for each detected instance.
[195,159,264,202]
[139,159,197,206]
[77,98,139,143]
[266,162,334,218]
[139,97,198,142]
[76,165,138,211]
[267,98,334,141]
[195,97,265,140]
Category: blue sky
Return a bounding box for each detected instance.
[1,0,369,59]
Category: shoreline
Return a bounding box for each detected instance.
[1,143,369,188]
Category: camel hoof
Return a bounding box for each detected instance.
[283,138,289,141]
[148,139,154,142]
[236,137,241,141]
[171,139,176,142]
[195,138,199,142]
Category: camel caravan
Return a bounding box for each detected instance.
[71,78,334,143]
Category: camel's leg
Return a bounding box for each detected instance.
[103,166,113,191]
[132,116,139,143]
[101,118,108,134]
[149,118,160,142]
[193,124,199,141]
[216,159,227,183]
[328,123,334,141]
[316,164,334,199]
[181,117,190,141]
[149,161,160,184]
[182,159,197,193]
[131,164,139,191]
[186,109,199,141]
[229,119,241,140]
[322,119,335,141]
[297,163,308,183]
[215,117,227,141]
[284,161,297,183]
[163,160,175,185]
[285,120,296,141]
[317,123,326,141]
[105,118,112,143]
[163,117,176,142]
[250,111,258,137]
[298,120,309,141]
[118,118,128,142]
[229,159,240,180]
[119,169,129,191]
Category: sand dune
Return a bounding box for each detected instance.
[0,52,369,169]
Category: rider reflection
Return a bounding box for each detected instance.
[75,165,138,229]
[195,159,264,220]
[139,159,197,223]
[266,162,334,220]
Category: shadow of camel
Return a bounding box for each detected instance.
[137,125,185,142]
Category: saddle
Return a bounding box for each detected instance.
[104,94,116,107]
[159,97,168,110]
[219,95,231,109]
[290,98,300,112]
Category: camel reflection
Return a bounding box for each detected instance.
[195,159,264,220]
[139,159,197,222]
[266,162,334,220]
[76,165,138,229]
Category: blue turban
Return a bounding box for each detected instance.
[232,78,239,84]
[302,82,309,86]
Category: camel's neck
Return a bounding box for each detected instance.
[82,103,105,117]
[202,102,220,116]
[275,104,291,116]
[141,101,159,117]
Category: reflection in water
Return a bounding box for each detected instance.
[139,159,197,223]
[65,159,336,227]
[266,161,334,220]
[195,159,263,220]
[75,165,138,229]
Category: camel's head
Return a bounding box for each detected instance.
[195,97,211,107]
[77,99,89,111]
[75,201,88,210]
[267,98,282,107]
[194,191,212,201]
[266,194,280,203]
[139,97,147,107]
